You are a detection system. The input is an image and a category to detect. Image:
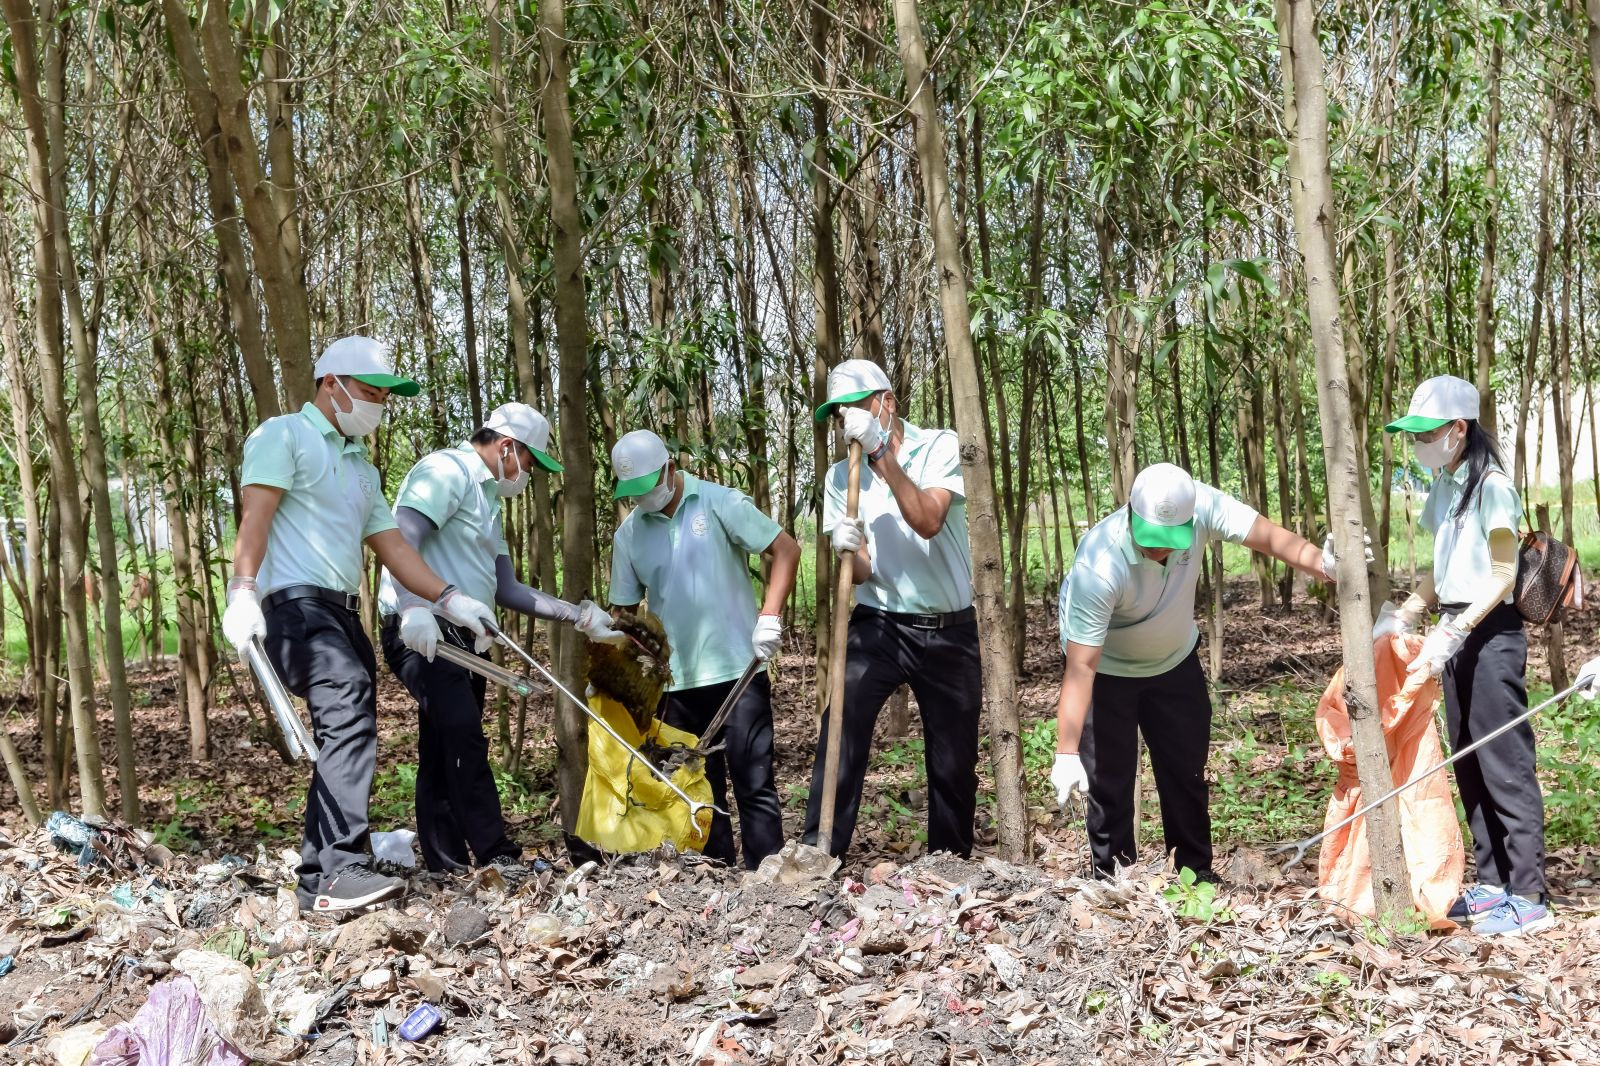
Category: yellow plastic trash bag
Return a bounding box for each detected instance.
[576,694,714,853]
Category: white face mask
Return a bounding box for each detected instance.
[1413,425,1463,470]
[634,468,675,513]
[495,444,529,498]
[332,378,385,437]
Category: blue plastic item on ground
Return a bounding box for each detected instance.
[398,1003,442,1042]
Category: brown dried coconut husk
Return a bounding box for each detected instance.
[586,609,673,733]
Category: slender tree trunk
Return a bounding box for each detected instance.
[539,0,595,844]
[1008,175,1045,670]
[1514,99,1556,502]
[449,151,484,428]
[1279,0,1408,920]
[1473,41,1503,441]
[893,0,1025,860]
[1271,355,1296,607]
[404,171,447,447]
[1585,0,1600,118]
[810,0,843,714]
[1554,102,1576,545]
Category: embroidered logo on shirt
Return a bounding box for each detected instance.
[357,474,373,499]
[691,514,709,537]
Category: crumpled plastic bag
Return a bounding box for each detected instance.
[576,694,713,853]
[1314,634,1465,927]
[371,829,418,868]
[166,949,298,1063]
[91,976,246,1066]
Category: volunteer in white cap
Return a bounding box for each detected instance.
[607,429,801,869]
[805,359,980,858]
[1052,462,1357,881]
[378,402,625,876]
[221,337,494,913]
[1380,375,1550,935]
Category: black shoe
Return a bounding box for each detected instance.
[314,862,405,913]
[296,885,317,914]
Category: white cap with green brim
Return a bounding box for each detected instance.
[611,429,670,498]
[484,402,563,473]
[815,358,893,422]
[1129,462,1197,551]
[313,336,421,397]
[1385,375,1479,434]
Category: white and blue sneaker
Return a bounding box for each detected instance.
[1447,884,1507,924]
[1473,895,1554,937]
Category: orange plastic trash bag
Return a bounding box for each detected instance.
[1314,634,1464,927]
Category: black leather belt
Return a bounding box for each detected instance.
[857,604,976,630]
[1438,602,1469,613]
[263,584,361,614]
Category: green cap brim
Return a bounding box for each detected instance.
[529,448,563,474]
[1130,512,1195,550]
[1384,414,1450,434]
[613,466,663,500]
[814,389,877,423]
[352,372,421,398]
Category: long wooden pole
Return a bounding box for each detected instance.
[816,441,862,853]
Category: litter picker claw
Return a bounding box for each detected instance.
[244,637,319,762]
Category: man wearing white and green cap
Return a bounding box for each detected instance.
[378,402,626,875]
[607,429,801,868]
[1052,462,1350,880]
[221,336,494,913]
[805,359,980,858]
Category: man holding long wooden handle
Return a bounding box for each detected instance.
[804,360,980,859]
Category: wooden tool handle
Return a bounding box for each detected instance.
[816,441,863,853]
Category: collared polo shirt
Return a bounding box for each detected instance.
[610,474,781,691]
[378,445,509,614]
[1421,463,1521,607]
[820,420,971,614]
[1059,483,1259,678]
[241,403,398,597]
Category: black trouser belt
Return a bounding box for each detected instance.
[263,584,361,614]
[856,604,976,630]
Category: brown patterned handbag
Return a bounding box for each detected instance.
[1515,529,1580,625]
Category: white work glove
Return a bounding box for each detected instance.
[751,614,783,661]
[434,587,491,638]
[1051,753,1089,808]
[841,406,886,459]
[831,517,865,557]
[1371,601,1415,641]
[1576,655,1600,701]
[1407,617,1466,679]
[575,599,627,644]
[399,605,442,662]
[221,587,267,654]
[1322,530,1374,582]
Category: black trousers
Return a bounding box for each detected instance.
[802,606,982,858]
[1081,648,1214,877]
[660,671,782,869]
[1441,602,1545,899]
[381,617,519,873]
[262,597,380,896]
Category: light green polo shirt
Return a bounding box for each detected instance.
[377,445,509,615]
[241,403,398,597]
[1421,464,1521,607]
[820,420,971,614]
[1058,484,1258,678]
[609,474,781,691]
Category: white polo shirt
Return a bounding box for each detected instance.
[378,445,508,615]
[241,403,398,597]
[1421,464,1521,607]
[1059,484,1258,678]
[610,474,781,691]
[820,420,971,615]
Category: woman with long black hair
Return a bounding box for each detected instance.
[1378,375,1551,936]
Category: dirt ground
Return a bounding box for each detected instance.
[3,583,1600,1064]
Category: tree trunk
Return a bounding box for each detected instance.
[1554,101,1576,545]
[448,150,484,429]
[539,0,595,844]
[1472,41,1503,441]
[893,0,1026,860]
[403,171,447,448]
[3,0,108,815]
[1279,0,1409,920]
[1513,99,1556,503]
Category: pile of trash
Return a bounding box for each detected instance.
[4,814,1600,1064]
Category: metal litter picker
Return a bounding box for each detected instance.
[477,617,726,834]
[244,637,319,762]
[1271,678,1588,869]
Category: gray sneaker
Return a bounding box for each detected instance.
[314,861,404,913]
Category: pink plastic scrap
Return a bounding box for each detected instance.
[91,976,248,1066]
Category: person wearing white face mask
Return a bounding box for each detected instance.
[607,429,801,869]
[222,336,494,913]
[1380,375,1551,936]
[806,359,982,859]
[377,402,625,875]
